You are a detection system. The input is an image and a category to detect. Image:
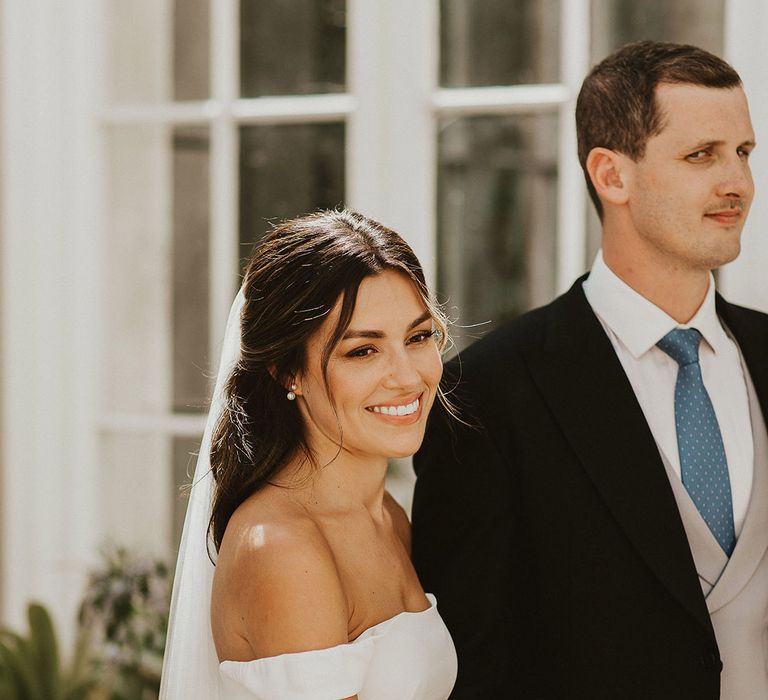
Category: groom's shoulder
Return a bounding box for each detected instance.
[447,283,584,373]
[717,294,768,336]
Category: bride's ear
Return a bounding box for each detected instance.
[268,365,303,397]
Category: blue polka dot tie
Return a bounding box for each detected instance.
[656,329,736,556]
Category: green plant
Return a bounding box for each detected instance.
[79,546,171,700]
[0,602,96,700]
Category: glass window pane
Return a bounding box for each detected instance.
[591,0,725,62]
[239,123,345,254]
[173,127,211,412]
[173,0,211,100]
[240,0,346,97]
[104,125,210,414]
[100,434,173,557]
[440,0,560,87]
[107,0,210,104]
[437,114,559,351]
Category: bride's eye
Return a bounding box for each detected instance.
[408,329,435,345]
[346,345,377,358]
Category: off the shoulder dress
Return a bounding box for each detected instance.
[218,594,457,699]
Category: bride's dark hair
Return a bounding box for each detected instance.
[208,209,449,553]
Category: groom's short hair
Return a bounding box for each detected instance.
[576,40,742,217]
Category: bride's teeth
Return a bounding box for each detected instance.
[370,398,420,416]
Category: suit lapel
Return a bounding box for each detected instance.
[716,296,768,420]
[523,279,712,632]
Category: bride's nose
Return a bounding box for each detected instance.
[382,349,422,389]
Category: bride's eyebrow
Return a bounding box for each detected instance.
[341,311,432,340]
[408,310,433,329]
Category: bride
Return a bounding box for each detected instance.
[160,210,457,699]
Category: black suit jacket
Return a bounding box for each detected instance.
[412,277,768,699]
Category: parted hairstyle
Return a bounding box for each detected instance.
[576,40,742,218]
[208,209,449,553]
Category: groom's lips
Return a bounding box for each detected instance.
[704,209,742,225]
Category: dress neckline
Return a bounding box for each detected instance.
[219,593,438,668]
[352,593,436,641]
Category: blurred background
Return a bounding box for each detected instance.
[1,0,767,695]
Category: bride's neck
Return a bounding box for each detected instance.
[278,449,389,519]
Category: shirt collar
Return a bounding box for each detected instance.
[582,249,728,359]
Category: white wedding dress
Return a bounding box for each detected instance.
[218,594,457,699]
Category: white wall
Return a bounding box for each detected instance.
[721,0,768,312]
[0,0,102,644]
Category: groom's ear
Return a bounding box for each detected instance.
[586,147,630,207]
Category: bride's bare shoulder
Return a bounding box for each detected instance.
[212,488,348,661]
[219,486,323,553]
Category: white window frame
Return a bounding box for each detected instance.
[349,0,590,294]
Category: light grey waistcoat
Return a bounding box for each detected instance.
[661,358,768,699]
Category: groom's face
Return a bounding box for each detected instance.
[622,82,756,272]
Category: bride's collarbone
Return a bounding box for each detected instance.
[295,509,427,638]
[336,543,428,639]
[345,581,431,642]
[322,519,417,584]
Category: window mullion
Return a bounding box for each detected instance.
[233,93,354,124]
[347,1,388,223]
[390,0,439,288]
[557,0,591,293]
[348,0,438,287]
[209,0,240,363]
[100,101,214,126]
[433,84,569,114]
[98,413,207,437]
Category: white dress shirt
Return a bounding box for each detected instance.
[582,250,754,535]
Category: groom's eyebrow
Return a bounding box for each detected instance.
[342,311,432,340]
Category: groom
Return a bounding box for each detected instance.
[412,41,768,699]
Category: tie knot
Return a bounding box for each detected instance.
[656,328,703,367]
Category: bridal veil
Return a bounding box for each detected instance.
[159,290,245,699]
